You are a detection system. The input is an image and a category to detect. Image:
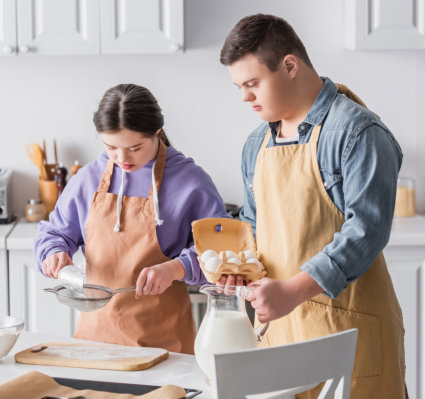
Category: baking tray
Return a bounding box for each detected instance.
[53,377,202,398]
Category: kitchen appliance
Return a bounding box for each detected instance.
[0,168,14,223]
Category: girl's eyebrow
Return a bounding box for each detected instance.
[102,141,144,149]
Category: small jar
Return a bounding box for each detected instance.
[70,160,82,176]
[24,199,47,222]
[394,176,416,218]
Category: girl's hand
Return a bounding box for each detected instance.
[41,252,73,278]
[135,259,185,297]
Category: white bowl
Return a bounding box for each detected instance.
[0,316,24,359]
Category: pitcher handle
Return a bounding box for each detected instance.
[254,321,269,342]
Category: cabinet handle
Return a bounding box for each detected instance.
[170,43,181,52]
[3,46,15,54]
[19,45,31,54]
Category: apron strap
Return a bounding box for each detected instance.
[309,125,322,146]
[148,138,167,199]
[260,128,272,152]
[336,82,380,119]
[336,83,368,108]
[97,158,115,193]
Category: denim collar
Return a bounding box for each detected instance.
[269,77,337,138]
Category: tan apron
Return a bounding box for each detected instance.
[74,140,196,354]
[253,104,406,396]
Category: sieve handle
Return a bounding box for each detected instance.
[113,285,137,294]
[43,288,55,293]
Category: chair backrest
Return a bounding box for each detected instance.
[212,328,358,399]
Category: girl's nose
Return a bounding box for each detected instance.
[116,148,127,163]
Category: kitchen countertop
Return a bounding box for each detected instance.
[0,331,213,398]
[388,214,425,246]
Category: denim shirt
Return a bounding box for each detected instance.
[240,77,403,298]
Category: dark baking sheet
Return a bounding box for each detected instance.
[53,377,202,398]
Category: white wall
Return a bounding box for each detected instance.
[1,0,424,216]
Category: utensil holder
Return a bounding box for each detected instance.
[38,179,58,215]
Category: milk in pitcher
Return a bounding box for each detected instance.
[194,309,258,378]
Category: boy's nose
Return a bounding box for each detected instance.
[242,89,254,102]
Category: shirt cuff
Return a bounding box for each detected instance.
[177,251,209,286]
[301,252,348,298]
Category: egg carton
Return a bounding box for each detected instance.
[192,217,267,284]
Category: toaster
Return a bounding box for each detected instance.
[0,168,13,223]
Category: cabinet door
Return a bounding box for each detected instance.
[345,0,425,49]
[385,249,421,399]
[9,249,81,337]
[100,0,183,54]
[16,0,100,55]
[0,249,8,315]
[0,0,17,56]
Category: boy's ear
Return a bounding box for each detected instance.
[281,54,299,76]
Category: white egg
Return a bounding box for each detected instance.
[200,249,218,263]
[243,250,257,260]
[246,258,263,272]
[224,250,238,260]
[226,257,241,265]
[204,256,222,272]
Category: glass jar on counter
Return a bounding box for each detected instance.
[24,199,47,222]
[394,176,416,218]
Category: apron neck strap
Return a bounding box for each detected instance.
[97,137,167,194]
[260,128,272,151]
[259,124,323,149]
[97,158,115,192]
[149,138,167,199]
[309,125,322,145]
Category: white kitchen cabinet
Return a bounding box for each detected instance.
[0,221,17,316]
[0,0,99,56]
[100,0,184,54]
[0,0,183,56]
[384,215,425,399]
[345,0,425,50]
[7,220,81,337]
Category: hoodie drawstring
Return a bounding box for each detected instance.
[113,159,163,232]
[152,160,164,226]
[113,167,126,232]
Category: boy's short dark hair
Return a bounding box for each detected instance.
[220,14,313,71]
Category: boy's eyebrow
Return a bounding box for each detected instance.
[234,78,257,88]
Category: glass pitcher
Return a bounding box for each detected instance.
[194,285,269,380]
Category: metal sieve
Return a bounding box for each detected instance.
[44,284,136,312]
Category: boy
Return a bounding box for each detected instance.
[219,14,406,398]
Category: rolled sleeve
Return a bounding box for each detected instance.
[302,123,402,298]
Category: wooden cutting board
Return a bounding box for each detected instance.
[14,342,169,371]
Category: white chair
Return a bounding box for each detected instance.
[212,328,358,399]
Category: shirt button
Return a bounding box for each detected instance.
[300,125,305,131]
[324,181,328,188]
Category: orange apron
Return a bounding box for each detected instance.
[74,140,196,354]
[253,111,406,396]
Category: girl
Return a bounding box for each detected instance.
[34,84,228,354]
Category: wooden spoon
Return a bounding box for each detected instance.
[25,142,49,180]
